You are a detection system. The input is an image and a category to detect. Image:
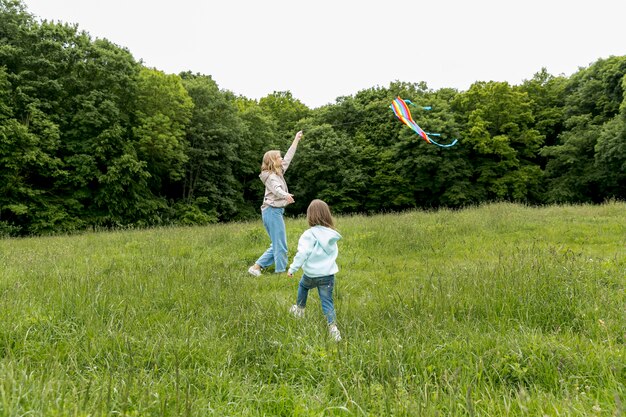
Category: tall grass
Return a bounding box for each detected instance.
[0,202,624,416]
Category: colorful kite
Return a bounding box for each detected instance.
[390,97,458,147]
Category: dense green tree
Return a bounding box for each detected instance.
[314,94,367,138]
[564,56,626,121]
[0,4,82,233]
[288,122,366,213]
[397,87,474,208]
[2,0,625,234]
[0,65,68,235]
[57,38,155,226]
[6,8,164,228]
[595,108,626,199]
[133,67,193,195]
[452,81,544,202]
[304,91,391,213]
[541,115,600,202]
[307,83,472,211]
[180,73,246,221]
[258,91,310,146]
[592,72,626,199]
[311,86,405,212]
[234,97,278,217]
[520,68,567,149]
[0,1,32,69]
[358,88,428,211]
[542,56,626,202]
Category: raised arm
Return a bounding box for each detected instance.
[281,130,303,172]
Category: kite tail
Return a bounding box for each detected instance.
[428,137,458,148]
[425,131,459,147]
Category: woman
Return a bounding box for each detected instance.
[248,130,303,276]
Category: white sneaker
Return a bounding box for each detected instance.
[329,324,342,342]
[289,304,305,318]
[247,266,261,277]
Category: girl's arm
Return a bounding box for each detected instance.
[282,130,303,173]
[288,230,314,275]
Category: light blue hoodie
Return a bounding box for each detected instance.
[288,226,342,277]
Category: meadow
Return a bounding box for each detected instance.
[0,202,624,416]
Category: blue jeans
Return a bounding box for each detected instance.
[297,274,336,324]
[256,206,288,272]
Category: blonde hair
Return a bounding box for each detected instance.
[307,199,335,229]
[261,150,283,175]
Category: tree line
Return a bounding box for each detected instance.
[1,0,625,236]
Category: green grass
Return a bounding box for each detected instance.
[0,202,624,416]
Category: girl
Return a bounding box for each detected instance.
[248,130,303,276]
[287,199,343,341]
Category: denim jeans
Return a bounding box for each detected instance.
[297,274,336,324]
[256,206,288,272]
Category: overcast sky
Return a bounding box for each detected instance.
[22,0,626,109]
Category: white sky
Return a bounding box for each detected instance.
[22,0,626,109]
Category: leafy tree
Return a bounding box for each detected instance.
[2,10,151,228]
[310,86,404,213]
[133,67,193,195]
[360,90,427,211]
[306,82,472,211]
[452,81,544,202]
[3,0,625,233]
[542,56,626,202]
[541,115,601,203]
[180,73,245,221]
[259,91,310,146]
[594,109,626,199]
[400,87,474,207]
[57,37,156,226]
[0,4,83,234]
[593,72,626,199]
[288,122,366,213]
[235,97,278,218]
[304,92,389,213]
[520,68,567,149]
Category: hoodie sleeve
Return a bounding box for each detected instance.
[288,230,315,274]
[281,136,300,173]
[267,174,290,198]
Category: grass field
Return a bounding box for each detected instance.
[0,202,624,416]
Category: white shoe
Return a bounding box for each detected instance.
[247,266,261,277]
[329,324,342,342]
[289,304,305,318]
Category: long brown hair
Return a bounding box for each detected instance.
[261,150,283,175]
[307,199,335,229]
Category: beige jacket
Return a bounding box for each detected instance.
[260,138,299,210]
